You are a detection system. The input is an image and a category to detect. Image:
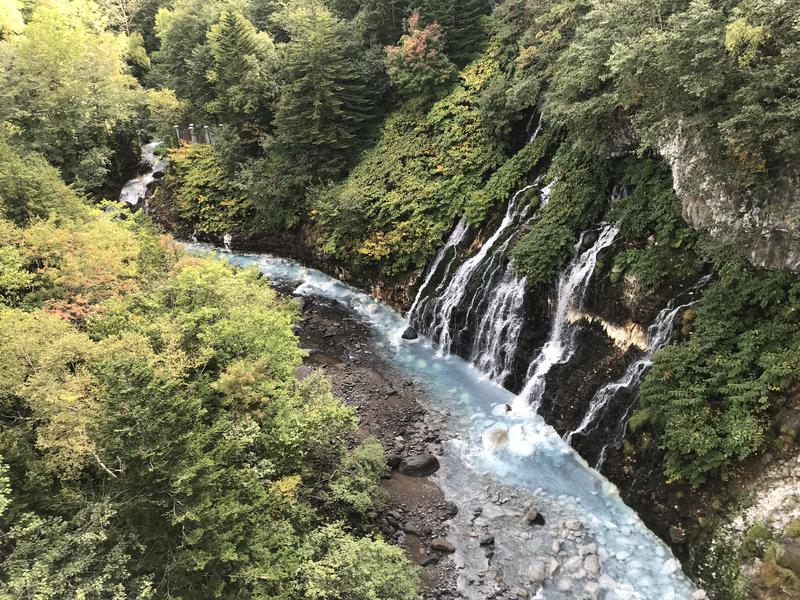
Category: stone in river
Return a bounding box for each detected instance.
[661,558,678,575]
[584,554,601,578]
[529,561,547,583]
[479,535,495,546]
[525,505,545,526]
[401,327,418,340]
[399,454,440,476]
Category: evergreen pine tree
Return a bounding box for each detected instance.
[207,11,277,143]
[414,0,488,64]
[275,2,375,178]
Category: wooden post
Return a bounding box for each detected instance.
[203,125,211,144]
[174,125,180,144]
[189,124,197,144]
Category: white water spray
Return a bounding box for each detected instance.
[408,218,469,323]
[516,225,619,415]
[119,141,168,206]
[421,184,538,353]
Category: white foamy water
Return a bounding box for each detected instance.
[119,141,168,206]
[186,243,700,600]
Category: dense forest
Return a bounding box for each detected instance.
[1,0,800,598]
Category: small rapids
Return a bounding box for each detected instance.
[187,243,700,600]
[119,141,168,206]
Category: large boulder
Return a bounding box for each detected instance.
[401,327,418,340]
[431,537,455,553]
[398,454,440,477]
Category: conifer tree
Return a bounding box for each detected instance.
[207,11,277,143]
[414,0,488,64]
[274,1,375,178]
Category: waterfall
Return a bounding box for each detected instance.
[564,300,696,446]
[568,273,713,468]
[528,113,544,143]
[119,141,168,206]
[467,182,554,384]
[416,184,539,355]
[515,225,619,415]
[469,266,527,383]
[408,218,469,324]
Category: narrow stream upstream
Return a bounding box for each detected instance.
[185,244,700,600]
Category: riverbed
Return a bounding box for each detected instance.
[186,244,703,600]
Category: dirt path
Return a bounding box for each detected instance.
[292,295,460,598]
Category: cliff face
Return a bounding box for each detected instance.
[662,131,800,273]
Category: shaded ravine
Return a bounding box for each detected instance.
[187,244,701,600]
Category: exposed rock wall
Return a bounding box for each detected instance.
[662,130,800,273]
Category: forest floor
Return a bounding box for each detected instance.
[291,294,461,599]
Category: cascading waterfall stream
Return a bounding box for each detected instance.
[467,181,555,384]
[515,225,619,415]
[119,141,168,206]
[564,299,699,446]
[408,218,469,325]
[415,183,538,355]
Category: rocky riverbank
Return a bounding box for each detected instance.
[290,294,460,597]
[285,291,704,600]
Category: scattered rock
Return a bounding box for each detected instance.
[776,540,800,577]
[524,505,545,526]
[669,524,687,544]
[661,558,679,576]
[778,409,800,441]
[479,535,495,546]
[386,454,401,469]
[444,501,459,517]
[399,454,440,477]
[565,519,583,531]
[431,537,456,553]
[529,561,547,583]
[401,327,418,340]
[584,554,601,578]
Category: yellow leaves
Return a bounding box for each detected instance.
[725,18,769,67]
[22,218,143,323]
[0,309,99,479]
[272,475,301,499]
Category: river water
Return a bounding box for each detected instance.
[184,244,700,600]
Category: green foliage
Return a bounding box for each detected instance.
[207,11,277,143]
[385,12,457,103]
[274,0,377,179]
[465,129,555,225]
[327,437,387,519]
[0,0,141,192]
[0,138,89,226]
[313,47,507,276]
[608,158,700,291]
[154,143,253,236]
[0,206,418,597]
[414,0,488,65]
[637,260,800,486]
[510,148,608,288]
[740,522,775,561]
[304,524,420,600]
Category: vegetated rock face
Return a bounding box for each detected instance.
[662,129,800,273]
